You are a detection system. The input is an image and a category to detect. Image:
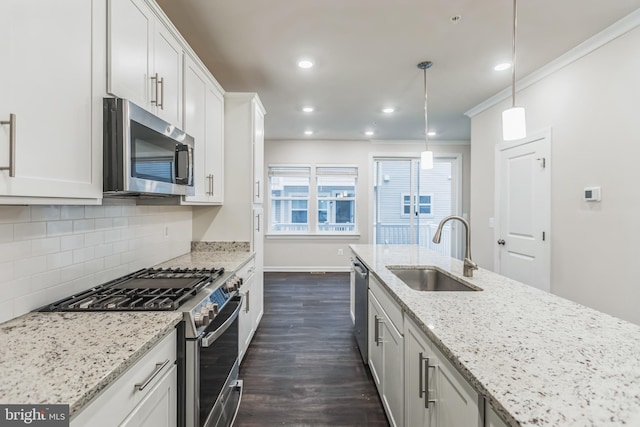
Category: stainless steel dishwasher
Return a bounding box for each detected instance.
[353,257,369,364]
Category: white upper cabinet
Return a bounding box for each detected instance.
[108,0,183,128]
[181,54,224,205]
[0,0,104,203]
[252,100,265,204]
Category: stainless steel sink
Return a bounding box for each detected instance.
[387,267,481,292]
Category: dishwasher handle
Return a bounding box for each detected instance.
[353,259,368,279]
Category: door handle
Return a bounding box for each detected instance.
[158,76,164,109]
[151,73,160,106]
[0,113,16,177]
[497,239,506,245]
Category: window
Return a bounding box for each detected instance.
[401,193,433,216]
[269,166,310,232]
[316,166,357,233]
[268,165,358,234]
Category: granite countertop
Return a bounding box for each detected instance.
[0,311,182,416]
[0,247,253,417]
[350,244,640,427]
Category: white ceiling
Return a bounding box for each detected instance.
[156,0,640,141]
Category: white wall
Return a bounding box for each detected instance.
[469,24,640,324]
[0,203,192,323]
[264,139,470,271]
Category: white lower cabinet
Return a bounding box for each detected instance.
[368,277,404,427]
[404,317,483,427]
[485,403,509,427]
[238,256,263,363]
[70,330,177,427]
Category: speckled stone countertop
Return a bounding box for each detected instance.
[0,311,182,415]
[155,249,253,272]
[350,244,640,427]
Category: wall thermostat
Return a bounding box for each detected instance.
[584,187,601,202]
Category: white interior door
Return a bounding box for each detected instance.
[495,131,550,292]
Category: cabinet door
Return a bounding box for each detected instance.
[182,56,207,201]
[382,318,404,427]
[119,365,177,427]
[368,292,384,390]
[252,208,264,330]
[0,0,100,200]
[153,23,183,127]
[485,403,509,427]
[108,0,152,109]
[431,344,482,427]
[205,84,224,203]
[252,100,265,204]
[238,274,255,362]
[404,319,431,427]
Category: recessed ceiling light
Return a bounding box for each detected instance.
[365,130,375,136]
[494,63,511,71]
[382,108,395,114]
[304,130,313,135]
[302,106,314,113]
[297,59,314,69]
[427,131,437,137]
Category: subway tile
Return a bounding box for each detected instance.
[104,205,123,217]
[73,219,95,234]
[31,206,61,221]
[61,234,84,251]
[73,247,95,264]
[113,217,128,228]
[0,241,30,263]
[5,277,31,300]
[112,241,128,254]
[94,243,114,259]
[47,220,73,237]
[31,270,62,292]
[0,300,14,324]
[14,290,49,318]
[61,206,85,220]
[104,254,121,269]
[0,224,13,243]
[14,222,46,241]
[83,258,104,276]
[45,282,76,305]
[84,231,104,247]
[59,264,84,283]
[31,237,61,257]
[121,250,136,264]
[47,251,73,270]
[84,206,105,219]
[94,218,113,230]
[14,256,47,279]
[104,229,121,243]
[0,206,30,224]
[0,261,14,283]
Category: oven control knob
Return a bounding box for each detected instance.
[205,302,218,318]
[194,313,203,327]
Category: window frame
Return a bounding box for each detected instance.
[401,193,434,217]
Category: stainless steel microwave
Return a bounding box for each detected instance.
[103,98,195,197]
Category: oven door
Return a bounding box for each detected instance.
[194,295,243,427]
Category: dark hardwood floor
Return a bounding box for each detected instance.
[235,272,389,427]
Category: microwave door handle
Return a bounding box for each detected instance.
[174,144,189,185]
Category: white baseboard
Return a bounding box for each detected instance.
[264,266,351,273]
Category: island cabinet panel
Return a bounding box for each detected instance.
[368,274,404,427]
[404,316,483,427]
[70,329,177,427]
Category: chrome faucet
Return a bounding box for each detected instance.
[432,215,478,277]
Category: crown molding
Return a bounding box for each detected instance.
[465,8,640,118]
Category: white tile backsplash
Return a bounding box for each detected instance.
[0,203,193,324]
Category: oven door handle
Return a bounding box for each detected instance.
[201,296,243,348]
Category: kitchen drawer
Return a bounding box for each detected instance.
[70,329,177,427]
[369,274,403,332]
[236,256,256,282]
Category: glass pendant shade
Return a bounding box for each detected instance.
[420,150,434,169]
[502,106,526,141]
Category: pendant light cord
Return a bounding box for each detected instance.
[423,68,429,151]
[511,0,517,108]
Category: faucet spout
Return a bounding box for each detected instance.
[432,215,478,277]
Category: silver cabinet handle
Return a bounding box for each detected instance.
[419,352,426,399]
[135,359,170,391]
[158,76,164,109]
[0,113,16,177]
[255,180,260,198]
[245,290,250,313]
[151,73,160,106]
[424,356,436,408]
[206,174,214,195]
[374,315,384,346]
[255,213,261,232]
[210,174,214,195]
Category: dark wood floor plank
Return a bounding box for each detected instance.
[235,272,389,427]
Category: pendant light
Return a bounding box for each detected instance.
[418,61,434,169]
[502,0,526,140]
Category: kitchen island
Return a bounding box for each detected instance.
[350,244,640,427]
